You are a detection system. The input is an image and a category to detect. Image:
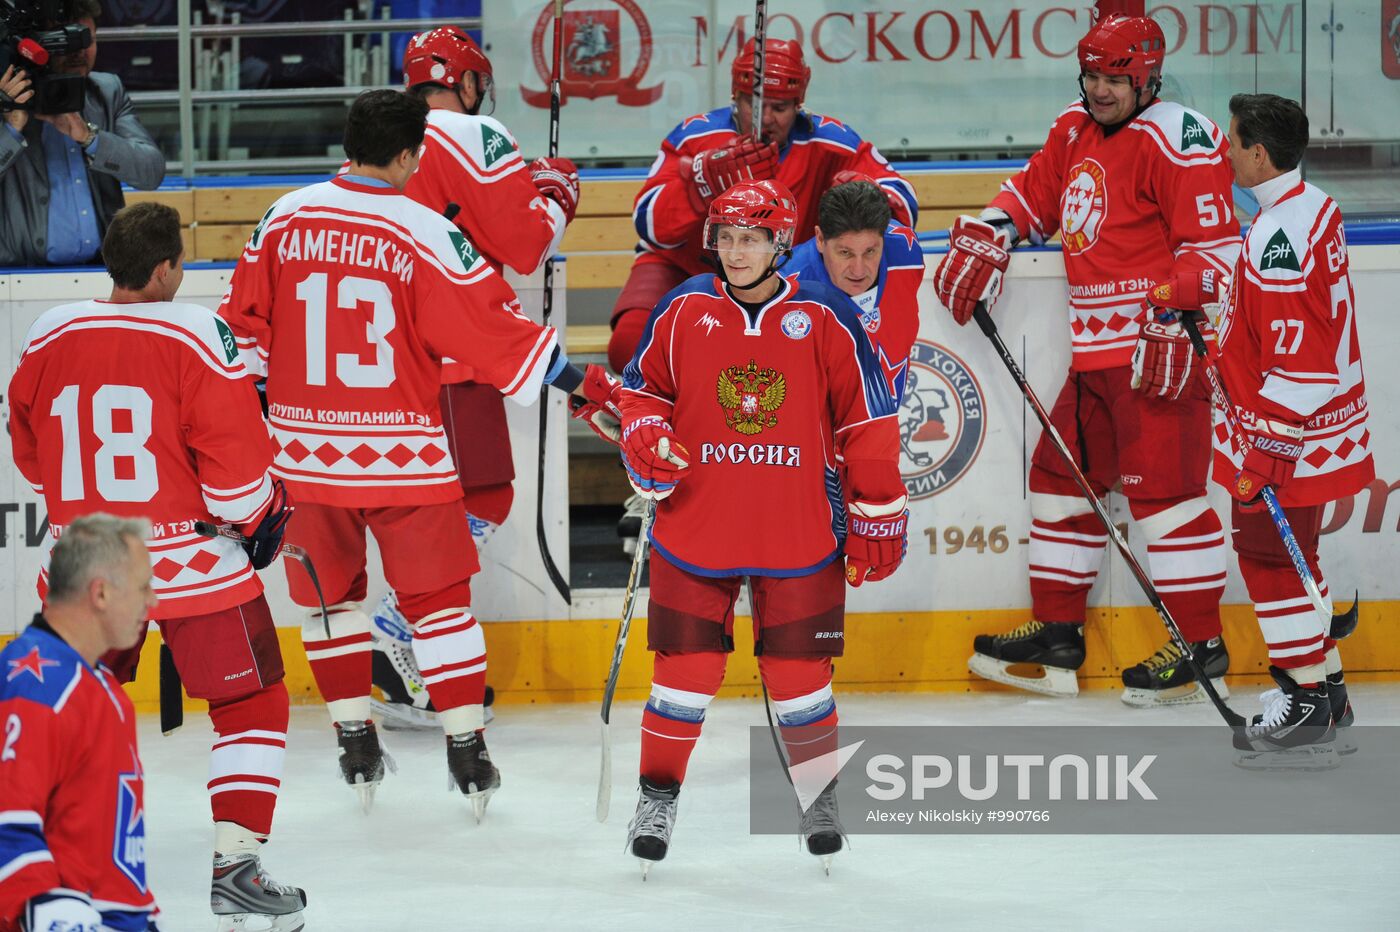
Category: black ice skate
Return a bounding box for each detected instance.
[799,781,846,876]
[336,719,396,812]
[447,729,501,822]
[1233,666,1337,772]
[1328,670,1357,756]
[1120,636,1230,708]
[968,621,1085,697]
[625,777,680,879]
[211,851,307,932]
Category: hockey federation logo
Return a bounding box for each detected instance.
[1060,158,1108,255]
[522,1,663,107]
[899,340,986,500]
[1260,228,1301,272]
[780,309,812,340]
[717,359,786,435]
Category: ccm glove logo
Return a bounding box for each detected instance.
[950,233,1009,265]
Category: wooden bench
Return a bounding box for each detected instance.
[125,170,1009,288]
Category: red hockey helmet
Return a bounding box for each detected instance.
[703,179,800,254]
[403,26,496,113]
[1077,14,1165,96]
[731,38,810,102]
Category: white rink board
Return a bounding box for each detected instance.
[2,247,1398,634]
[0,263,571,635]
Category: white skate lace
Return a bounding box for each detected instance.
[253,864,301,898]
[1252,688,1292,730]
[627,797,676,842]
[800,791,842,837]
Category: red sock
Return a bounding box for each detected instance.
[207,683,289,836]
[639,651,726,787]
[759,656,838,768]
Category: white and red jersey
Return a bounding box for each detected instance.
[218,175,557,508]
[8,299,275,619]
[1212,169,1374,506]
[629,107,917,282]
[620,274,902,577]
[990,99,1241,371]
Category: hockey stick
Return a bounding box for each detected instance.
[972,305,1245,728]
[1178,314,1334,626]
[193,521,331,640]
[535,0,570,605]
[751,0,767,143]
[596,497,657,823]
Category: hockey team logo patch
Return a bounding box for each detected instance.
[522,0,663,107]
[780,309,812,340]
[449,231,481,271]
[215,318,239,365]
[1060,158,1108,255]
[1260,228,1301,272]
[114,750,148,893]
[717,359,786,436]
[1180,112,1211,151]
[480,124,514,169]
[899,340,985,500]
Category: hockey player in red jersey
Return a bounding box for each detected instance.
[7,204,306,931]
[606,37,918,375]
[0,516,161,932]
[368,25,586,728]
[932,7,1242,705]
[1201,94,1370,766]
[219,90,620,820]
[618,180,907,875]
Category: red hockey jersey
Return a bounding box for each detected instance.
[629,107,917,281]
[990,100,1241,371]
[621,274,902,577]
[219,175,558,508]
[8,300,274,619]
[0,621,158,931]
[1212,170,1374,506]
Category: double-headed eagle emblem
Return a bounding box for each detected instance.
[716,359,786,435]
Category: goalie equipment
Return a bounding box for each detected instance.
[335,719,396,812]
[731,37,810,101]
[1233,666,1338,771]
[626,776,680,879]
[403,25,495,115]
[447,730,501,822]
[1120,636,1230,708]
[685,139,779,208]
[1077,13,1165,98]
[211,851,307,932]
[933,215,1012,325]
[968,620,1085,697]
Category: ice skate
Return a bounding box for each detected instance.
[968,621,1085,697]
[335,719,395,812]
[1120,636,1229,708]
[625,777,679,879]
[1328,670,1357,757]
[618,492,648,557]
[211,851,307,932]
[799,781,845,876]
[447,729,501,822]
[1233,666,1338,772]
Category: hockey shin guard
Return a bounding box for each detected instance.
[759,656,838,768]
[1131,496,1228,643]
[207,682,290,837]
[1027,488,1106,622]
[640,651,726,786]
[301,603,373,724]
[406,605,487,735]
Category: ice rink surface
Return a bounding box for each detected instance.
[142,687,1400,931]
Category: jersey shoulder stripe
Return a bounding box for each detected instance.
[424,111,526,180]
[883,220,923,264]
[622,274,718,391]
[789,277,900,419]
[21,300,246,379]
[1130,101,1225,165]
[0,627,86,712]
[664,107,735,148]
[790,111,863,152]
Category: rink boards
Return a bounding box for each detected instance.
[2,247,1398,710]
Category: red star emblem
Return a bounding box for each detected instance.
[878,348,906,398]
[681,113,710,130]
[891,224,917,250]
[119,750,145,833]
[815,115,846,131]
[6,647,61,684]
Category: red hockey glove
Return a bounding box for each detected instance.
[1234,416,1305,508]
[569,363,623,446]
[530,156,580,223]
[829,169,913,226]
[621,416,691,500]
[933,215,1012,326]
[844,496,909,587]
[238,477,293,570]
[685,139,780,207]
[1131,313,1197,400]
[1145,268,1222,315]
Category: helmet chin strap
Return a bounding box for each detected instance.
[715,250,791,292]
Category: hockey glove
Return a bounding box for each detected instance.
[829,169,914,227]
[1145,268,1221,315]
[239,477,293,570]
[933,214,1012,325]
[621,416,691,500]
[22,890,104,932]
[1234,416,1305,508]
[529,156,580,224]
[685,138,780,208]
[1131,312,1198,400]
[569,363,624,446]
[844,495,909,587]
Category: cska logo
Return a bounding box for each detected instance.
[1180,112,1210,151]
[522,0,663,107]
[1260,228,1301,272]
[717,359,786,435]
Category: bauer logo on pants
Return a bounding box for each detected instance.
[898,340,985,500]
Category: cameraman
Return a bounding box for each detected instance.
[0,0,163,268]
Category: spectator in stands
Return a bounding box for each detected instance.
[0,0,164,268]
